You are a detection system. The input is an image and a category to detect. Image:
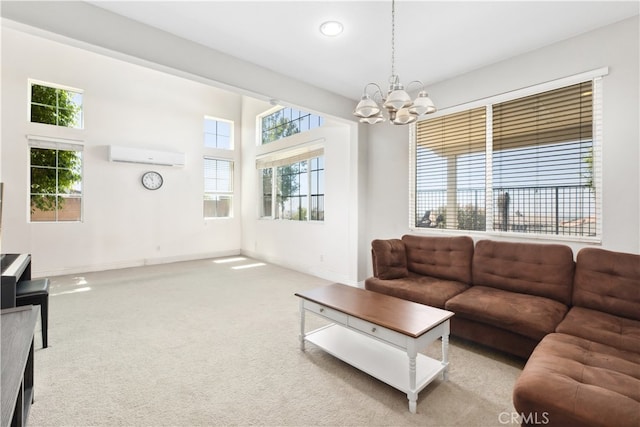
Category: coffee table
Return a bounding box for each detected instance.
[295,283,454,413]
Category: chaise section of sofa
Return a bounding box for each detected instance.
[513,247,640,427]
[513,332,640,427]
[445,240,575,358]
[364,235,474,308]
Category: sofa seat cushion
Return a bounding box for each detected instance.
[513,333,640,427]
[445,286,568,340]
[364,273,469,309]
[556,306,640,354]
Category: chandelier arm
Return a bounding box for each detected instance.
[405,80,426,93]
[363,82,385,102]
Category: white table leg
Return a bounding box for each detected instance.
[442,320,450,381]
[299,299,306,351]
[407,342,418,413]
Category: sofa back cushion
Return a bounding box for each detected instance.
[573,248,640,320]
[401,235,474,284]
[371,239,409,279]
[472,240,574,304]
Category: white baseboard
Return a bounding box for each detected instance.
[34,250,241,278]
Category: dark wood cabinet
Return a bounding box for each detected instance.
[1,306,38,427]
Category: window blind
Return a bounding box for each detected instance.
[28,135,84,152]
[415,107,487,230]
[255,143,324,169]
[492,82,595,236]
[204,158,233,193]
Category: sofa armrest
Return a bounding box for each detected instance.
[371,239,409,280]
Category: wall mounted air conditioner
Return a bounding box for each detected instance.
[109,145,185,167]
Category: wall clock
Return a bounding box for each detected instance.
[141,171,163,190]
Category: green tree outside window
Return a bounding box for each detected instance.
[29,83,83,220]
[30,83,82,128]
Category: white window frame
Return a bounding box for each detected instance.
[256,137,325,222]
[28,79,84,129]
[203,116,235,219]
[204,157,234,219]
[258,106,324,146]
[409,68,607,243]
[28,135,84,223]
[204,116,234,150]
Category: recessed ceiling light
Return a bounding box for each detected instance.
[319,21,343,37]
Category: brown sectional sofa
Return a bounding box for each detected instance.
[365,235,639,427]
[366,235,575,358]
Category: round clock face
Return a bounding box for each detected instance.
[141,171,163,190]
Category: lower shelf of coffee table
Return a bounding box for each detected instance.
[305,324,445,394]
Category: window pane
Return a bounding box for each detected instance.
[492,82,594,236]
[31,84,56,105]
[30,105,57,125]
[204,118,233,149]
[30,195,57,222]
[217,121,231,137]
[261,107,323,145]
[261,169,273,217]
[204,133,217,148]
[30,147,82,222]
[57,195,82,221]
[30,83,83,128]
[31,148,56,167]
[204,118,217,134]
[204,195,232,218]
[203,158,233,218]
[415,107,486,230]
[217,135,231,150]
[30,167,56,194]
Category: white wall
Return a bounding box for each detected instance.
[240,97,359,284]
[1,27,244,276]
[365,16,640,267]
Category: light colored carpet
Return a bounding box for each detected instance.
[27,257,524,426]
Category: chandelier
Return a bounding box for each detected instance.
[353,0,436,125]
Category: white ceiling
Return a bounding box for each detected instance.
[89,1,638,100]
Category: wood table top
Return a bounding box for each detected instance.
[295,283,454,338]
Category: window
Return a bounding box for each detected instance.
[260,168,273,217]
[204,158,233,218]
[276,161,307,220]
[259,155,324,221]
[309,157,325,221]
[204,117,232,149]
[203,117,234,218]
[261,107,324,145]
[415,107,486,231]
[29,140,83,222]
[412,73,603,241]
[30,81,83,129]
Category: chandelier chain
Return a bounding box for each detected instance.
[391,0,395,78]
